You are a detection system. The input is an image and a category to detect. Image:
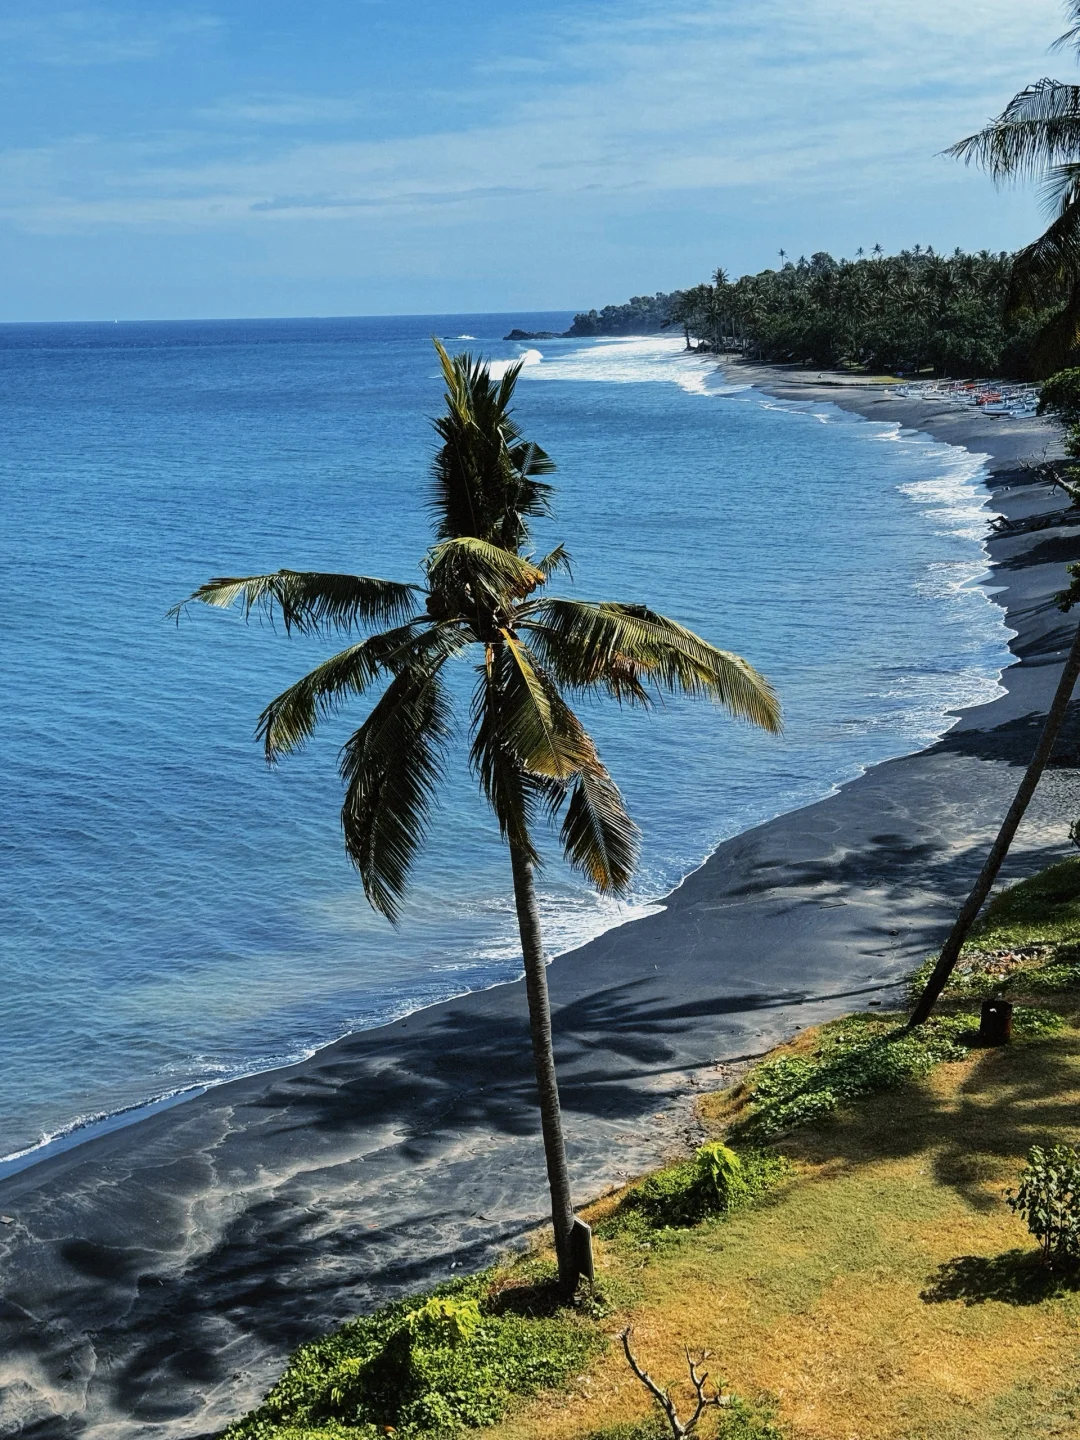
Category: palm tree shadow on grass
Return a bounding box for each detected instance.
[922,1249,1080,1306]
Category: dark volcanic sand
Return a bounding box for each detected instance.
[3,368,1080,1439]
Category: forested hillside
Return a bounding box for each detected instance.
[570,247,1051,377]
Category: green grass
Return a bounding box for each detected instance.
[221,863,1080,1440]
[489,1012,1080,1440]
[909,856,1080,1002]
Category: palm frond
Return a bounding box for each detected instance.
[426,536,547,608]
[339,661,454,922]
[560,764,639,895]
[946,81,1080,182]
[535,543,573,581]
[429,339,554,551]
[169,570,421,635]
[1053,3,1080,53]
[469,646,547,862]
[1007,189,1080,313]
[256,620,467,762]
[524,599,782,732]
[520,614,653,708]
[500,631,593,780]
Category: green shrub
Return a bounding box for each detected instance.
[598,1143,790,1240]
[1007,1144,1080,1266]
[224,1274,600,1440]
[732,1014,975,1142]
[1038,368,1080,426]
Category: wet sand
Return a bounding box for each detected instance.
[3,366,1080,1438]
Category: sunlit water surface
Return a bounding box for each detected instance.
[0,316,1012,1162]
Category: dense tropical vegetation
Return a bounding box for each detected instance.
[949,0,1080,376]
[567,2,1080,381]
[175,339,779,1292]
[567,248,1048,377]
[565,293,676,337]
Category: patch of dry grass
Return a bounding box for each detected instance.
[486,1019,1080,1440]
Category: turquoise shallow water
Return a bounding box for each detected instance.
[0,315,1012,1163]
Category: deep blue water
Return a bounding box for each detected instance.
[0,315,1012,1163]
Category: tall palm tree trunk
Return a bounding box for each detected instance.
[909,621,1080,1027]
[509,841,581,1289]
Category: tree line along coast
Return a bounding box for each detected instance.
[510,0,1080,385]
[509,245,1063,380]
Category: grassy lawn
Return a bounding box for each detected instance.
[490,1020,1080,1440]
[226,860,1080,1440]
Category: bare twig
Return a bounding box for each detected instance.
[619,1328,727,1438]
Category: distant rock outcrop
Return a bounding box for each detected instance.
[503,293,681,343]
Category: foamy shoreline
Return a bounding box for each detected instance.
[0,346,1018,1180]
[4,356,1080,1438]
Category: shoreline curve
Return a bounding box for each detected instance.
[3,361,1080,1438]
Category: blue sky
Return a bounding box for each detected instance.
[0,1,1071,320]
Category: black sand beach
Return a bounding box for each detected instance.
[3,368,1080,1439]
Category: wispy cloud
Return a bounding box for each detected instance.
[0,9,221,67]
[0,0,1065,235]
[196,95,369,128]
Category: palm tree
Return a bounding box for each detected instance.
[172,340,781,1289]
[908,612,1080,1026]
[948,2,1080,374]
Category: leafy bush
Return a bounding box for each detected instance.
[732,1014,976,1142]
[598,1143,790,1240]
[1007,1144,1080,1266]
[1038,367,1080,426]
[224,1273,599,1440]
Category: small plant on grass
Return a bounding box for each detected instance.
[619,1328,727,1438]
[1007,1144,1080,1268]
[598,1144,789,1243]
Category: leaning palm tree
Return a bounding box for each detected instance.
[948,1,1080,375]
[172,340,781,1289]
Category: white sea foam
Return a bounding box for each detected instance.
[523,334,723,397]
[489,347,543,379]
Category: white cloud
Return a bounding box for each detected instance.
[0,0,1067,234]
[196,95,369,127]
[0,9,221,66]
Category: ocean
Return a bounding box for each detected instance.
[0,315,1012,1168]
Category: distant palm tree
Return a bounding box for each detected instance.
[173,341,781,1289]
[948,2,1080,374]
